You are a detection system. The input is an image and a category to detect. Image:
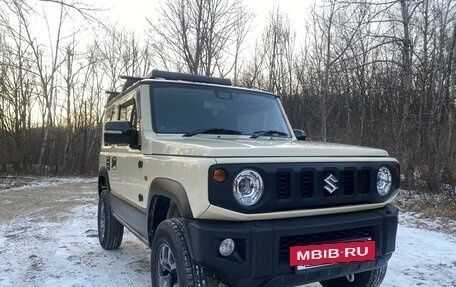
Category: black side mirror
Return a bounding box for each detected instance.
[104,120,138,146]
[293,129,307,141]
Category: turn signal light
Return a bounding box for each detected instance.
[213,169,228,183]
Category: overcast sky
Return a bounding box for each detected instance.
[15,0,316,57]
[94,0,314,39]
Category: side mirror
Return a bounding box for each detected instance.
[293,129,307,141]
[104,120,138,146]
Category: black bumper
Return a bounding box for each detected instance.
[183,205,398,287]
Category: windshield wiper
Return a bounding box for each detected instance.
[250,130,289,139]
[183,128,242,137]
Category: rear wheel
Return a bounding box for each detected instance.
[98,190,124,250]
[320,266,387,287]
[151,218,221,287]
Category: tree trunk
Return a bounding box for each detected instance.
[400,0,412,128]
[447,23,456,159]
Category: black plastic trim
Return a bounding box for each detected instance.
[147,178,193,218]
[112,212,148,246]
[98,166,110,195]
[182,205,398,287]
[149,69,232,86]
[109,193,148,239]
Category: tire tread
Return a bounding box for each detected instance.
[98,190,124,250]
[152,218,221,287]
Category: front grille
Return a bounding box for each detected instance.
[279,227,374,263]
[276,167,372,203]
[276,167,372,207]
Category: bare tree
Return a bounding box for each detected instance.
[96,25,154,91]
[13,0,67,173]
[305,0,368,141]
[147,0,252,76]
[262,7,296,95]
[0,29,36,171]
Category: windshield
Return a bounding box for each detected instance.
[150,83,291,136]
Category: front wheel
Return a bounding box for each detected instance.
[320,266,387,287]
[150,218,221,287]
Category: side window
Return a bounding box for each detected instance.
[119,100,138,130]
[106,108,115,121]
[118,98,141,149]
[119,102,132,122]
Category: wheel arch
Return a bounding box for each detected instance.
[146,178,193,246]
[98,166,110,196]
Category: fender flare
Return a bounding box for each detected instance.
[147,178,193,219]
[98,166,110,195]
[146,178,193,245]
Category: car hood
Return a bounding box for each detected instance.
[148,136,389,158]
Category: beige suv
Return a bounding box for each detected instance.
[97,70,400,287]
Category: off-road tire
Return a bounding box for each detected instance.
[98,190,124,250]
[151,218,221,287]
[320,266,387,287]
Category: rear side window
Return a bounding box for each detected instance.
[106,108,116,121]
[119,100,139,130]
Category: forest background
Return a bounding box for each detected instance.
[1,0,455,214]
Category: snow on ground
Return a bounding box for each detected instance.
[399,211,456,236]
[0,178,455,287]
[0,176,97,193]
[384,225,456,286]
[0,179,149,287]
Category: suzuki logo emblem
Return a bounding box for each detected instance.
[324,174,339,194]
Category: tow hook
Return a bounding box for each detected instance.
[346,273,355,282]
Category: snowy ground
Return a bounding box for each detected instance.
[0,178,455,287]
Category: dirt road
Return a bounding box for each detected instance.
[0,179,152,287]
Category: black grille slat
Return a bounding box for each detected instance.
[360,169,371,193]
[300,171,314,198]
[279,227,374,263]
[277,171,291,199]
[344,169,355,195]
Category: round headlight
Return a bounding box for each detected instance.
[233,169,264,206]
[377,167,392,196]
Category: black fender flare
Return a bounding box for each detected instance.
[98,166,110,195]
[146,178,193,245]
[147,178,193,219]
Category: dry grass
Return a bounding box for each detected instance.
[0,175,39,191]
[395,189,456,235]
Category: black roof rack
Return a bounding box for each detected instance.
[108,70,232,103]
[147,69,232,86]
[105,91,121,102]
[120,76,145,92]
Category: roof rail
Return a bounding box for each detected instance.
[107,70,232,103]
[105,91,120,102]
[120,76,145,92]
[147,69,232,86]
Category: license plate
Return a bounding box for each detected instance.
[290,240,376,268]
[296,264,332,271]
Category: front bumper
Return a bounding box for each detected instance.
[182,204,398,287]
